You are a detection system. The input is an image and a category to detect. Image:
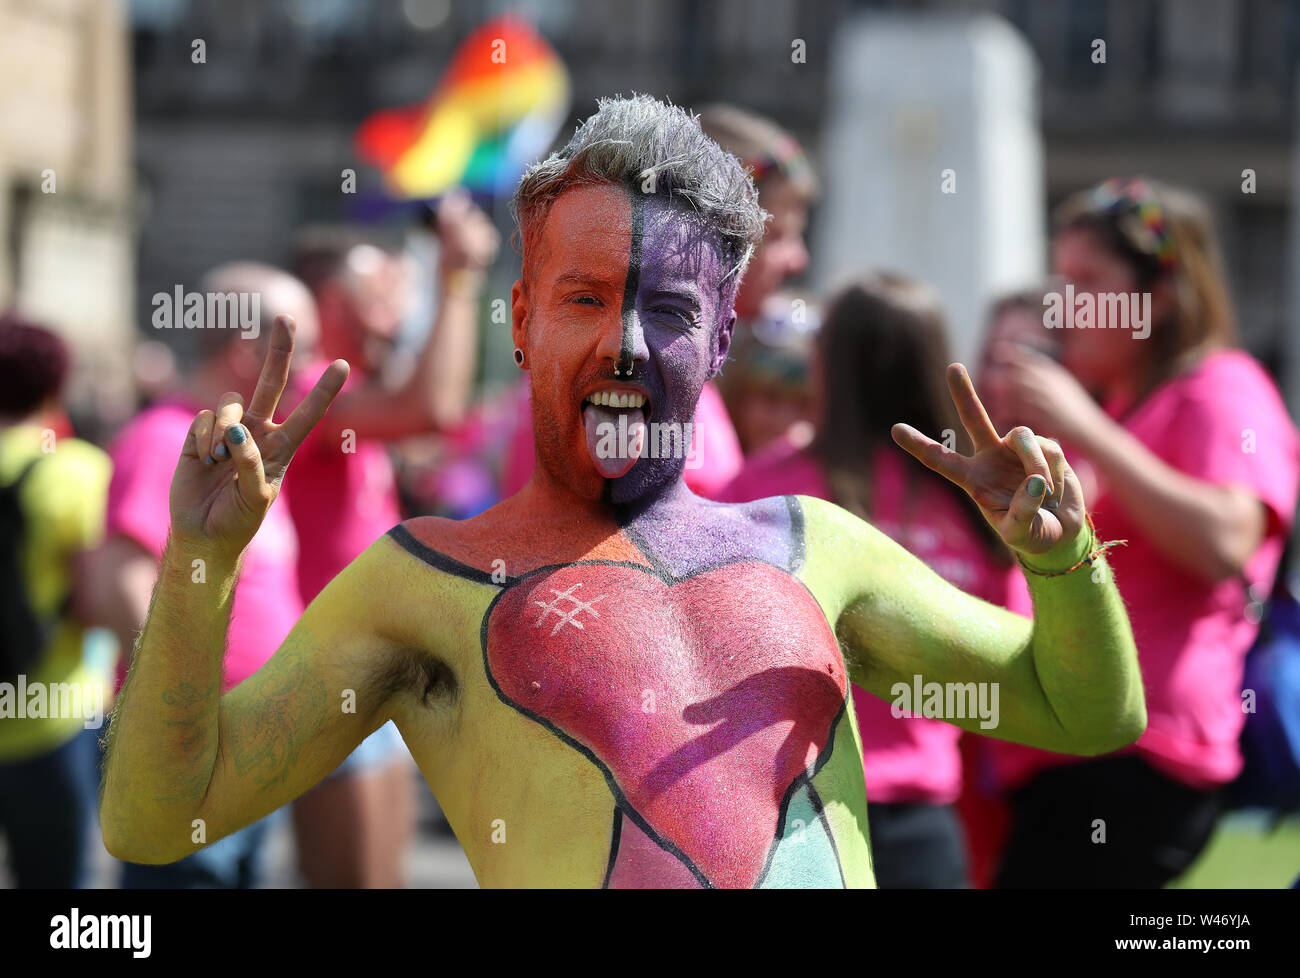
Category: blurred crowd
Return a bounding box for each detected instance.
[1,101,1297,889]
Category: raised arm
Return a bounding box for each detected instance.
[313,192,500,442]
[100,318,401,863]
[815,363,1146,755]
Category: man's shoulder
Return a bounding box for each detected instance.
[784,493,841,528]
[708,491,808,530]
[787,493,895,555]
[384,504,520,587]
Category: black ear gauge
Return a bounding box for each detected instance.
[513,347,525,367]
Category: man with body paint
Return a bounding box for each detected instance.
[100,96,1146,888]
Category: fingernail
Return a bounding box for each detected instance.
[213,442,230,459]
[204,454,217,466]
[1027,475,1046,497]
[227,424,247,446]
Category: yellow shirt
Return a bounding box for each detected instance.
[0,424,111,761]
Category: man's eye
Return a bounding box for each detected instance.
[654,306,695,327]
[572,295,603,307]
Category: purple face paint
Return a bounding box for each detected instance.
[605,189,734,506]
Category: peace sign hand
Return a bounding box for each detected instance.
[169,315,349,561]
[891,363,1087,558]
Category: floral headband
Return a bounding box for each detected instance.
[1088,177,1178,271]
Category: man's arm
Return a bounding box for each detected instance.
[806,496,1145,755]
[98,315,362,863]
[811,362,1146,756]
[100,535,406,863]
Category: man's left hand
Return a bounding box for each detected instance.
[891,363,1087,560]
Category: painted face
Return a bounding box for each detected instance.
[514,182,736,506]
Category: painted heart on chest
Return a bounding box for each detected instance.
[484,558,848,888]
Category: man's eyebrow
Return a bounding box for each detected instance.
[644,284,703,310]
[553,270,622,289]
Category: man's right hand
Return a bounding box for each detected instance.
[169,314,348,560]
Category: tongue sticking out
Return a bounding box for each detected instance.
[583,402,647,480]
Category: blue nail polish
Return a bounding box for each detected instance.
[1028,475,1046,497]
[213,442,230,459]
[227,424,247,446]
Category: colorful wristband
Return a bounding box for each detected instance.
[1016,511,1128,578]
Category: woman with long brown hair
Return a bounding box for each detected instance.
[721,270,1016,887]
[985,177,1300,887]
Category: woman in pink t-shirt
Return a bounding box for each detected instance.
[984,178,1300,887]
[721,271,1018,888]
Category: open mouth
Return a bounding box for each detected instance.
[581,388,651,480]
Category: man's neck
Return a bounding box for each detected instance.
[522,457,698,521]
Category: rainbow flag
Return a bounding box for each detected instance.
[356,15,570,201]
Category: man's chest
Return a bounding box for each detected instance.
[479,558,851,887]
[389,499,869,887]
[486,558,846,723]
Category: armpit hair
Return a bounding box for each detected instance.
[378,645,460,710]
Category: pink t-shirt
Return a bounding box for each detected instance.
[720,435,1023,804]
[283,366,403,604]
[107,398,302,692]
[501,379,744,499]
[993,348,1300,790]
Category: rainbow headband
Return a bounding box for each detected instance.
[744,135,813,189]
[1090,177,1177,271]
